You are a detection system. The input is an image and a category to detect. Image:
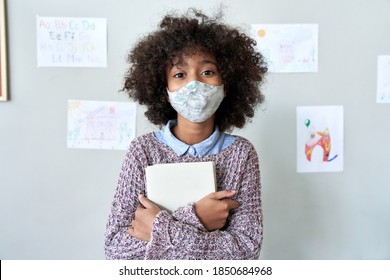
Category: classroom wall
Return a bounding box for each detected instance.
[0,0,389,259]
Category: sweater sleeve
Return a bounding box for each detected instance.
[104,143,148,259]
[144,145,263,260]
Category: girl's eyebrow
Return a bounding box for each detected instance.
[170,59,218,69]
[199,60,218,66]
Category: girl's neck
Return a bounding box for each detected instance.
[172,115,215,145]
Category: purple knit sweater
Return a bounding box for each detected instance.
[104,132,263,260]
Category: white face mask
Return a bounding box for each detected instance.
[167,81,224,123]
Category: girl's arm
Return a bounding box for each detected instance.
[104,147,147,259]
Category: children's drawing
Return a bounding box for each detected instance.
[297,106,343,173]
[251,24,318,73]
[377,55,390,103]
[67,100,136,150]
[304,119,337,162]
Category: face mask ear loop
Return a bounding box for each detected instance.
[223,85,228,97]
[165,87,172,103]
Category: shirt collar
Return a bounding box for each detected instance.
[162,120,222,157]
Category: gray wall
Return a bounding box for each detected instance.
[0,0,389,259]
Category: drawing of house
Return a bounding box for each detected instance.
[85,106,116,141]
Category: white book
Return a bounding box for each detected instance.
[145,161,217,212]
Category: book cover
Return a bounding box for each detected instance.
[145,161,216,212]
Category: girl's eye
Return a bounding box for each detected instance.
[173,73,185,78]
[202,70,214,76]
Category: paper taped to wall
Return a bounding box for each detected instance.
[67,100,136,150]
[36,16,107,67]
[251,24,318,73]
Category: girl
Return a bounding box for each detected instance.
[104,9,267,260]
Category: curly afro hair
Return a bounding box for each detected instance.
[123,8,268,132]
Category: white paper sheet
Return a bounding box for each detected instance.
[377,55,390,103]
[67,100,136,150]
[37,16,107,67]
[296,106,343,173]
[251,24,318,73]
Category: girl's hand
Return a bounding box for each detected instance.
[195,190,239,231]
[128,195,161,241]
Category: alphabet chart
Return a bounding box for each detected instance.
[36,17,107,67]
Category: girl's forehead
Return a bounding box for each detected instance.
[169,49,217,66]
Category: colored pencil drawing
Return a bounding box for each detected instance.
[251,24,318,73]
[297,106,343,173]
[67,100,136,150]
[304,120,338,163]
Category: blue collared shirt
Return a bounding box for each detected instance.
[154,120,236,157]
